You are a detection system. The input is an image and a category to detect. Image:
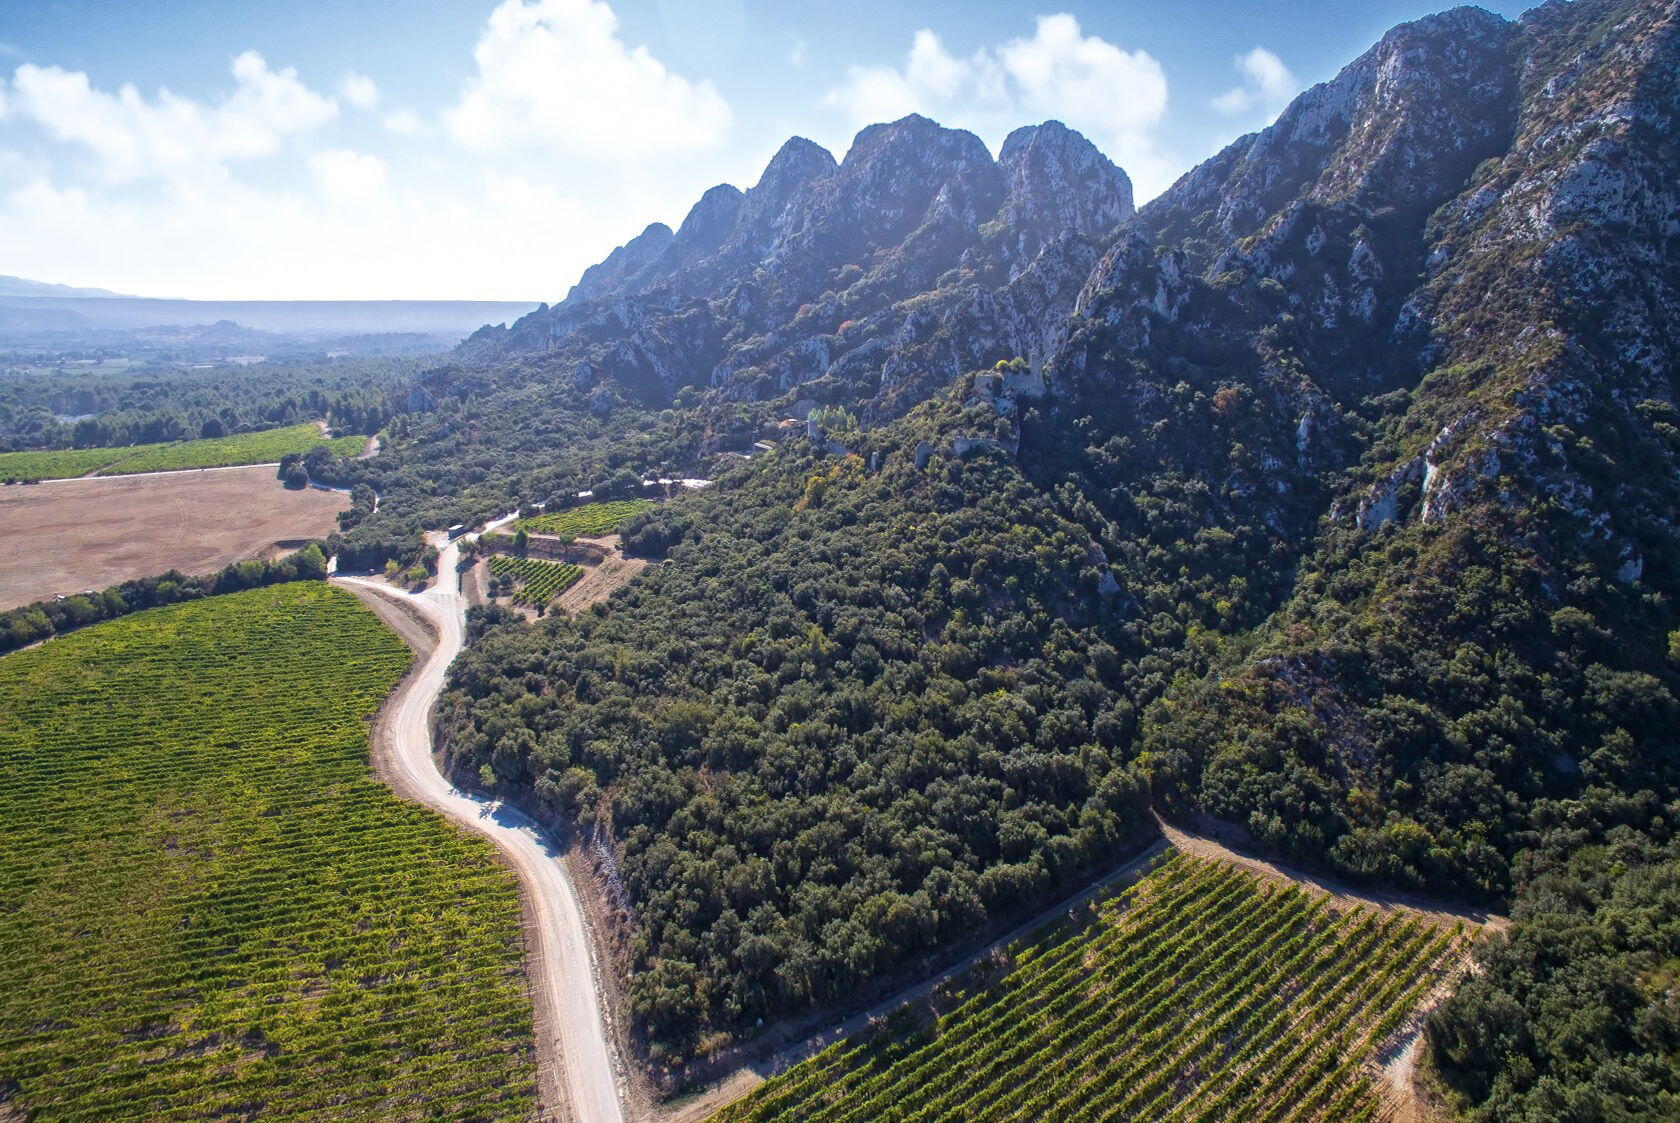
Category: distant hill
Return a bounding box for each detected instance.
[0,296,539,337]
[0,275,131,299]
[0,304,92,332]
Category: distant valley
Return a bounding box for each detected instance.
[0,281,539,361]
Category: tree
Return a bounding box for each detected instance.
[295,543,328,580]
[278,453,307,489]
[598,467,643,498]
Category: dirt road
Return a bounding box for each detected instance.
[335,529,624,1123]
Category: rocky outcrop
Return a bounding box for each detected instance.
[564,222,674,304]
[470,114,1133,417]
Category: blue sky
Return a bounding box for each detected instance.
[0,0,1534,300]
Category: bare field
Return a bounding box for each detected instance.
[0,466,348,609]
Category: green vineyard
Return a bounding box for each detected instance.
[512,498,653,539]
[714,854,1465,1123]
[0,583,538,1120]
[488,553,584,604]
[0,444,131,480]
[0,422,365,480]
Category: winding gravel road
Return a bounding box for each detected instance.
[335,526,624,1123]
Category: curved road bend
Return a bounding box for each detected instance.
[335,523,624,1123]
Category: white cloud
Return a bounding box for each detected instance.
[1212,47,1296,116]
[309,147,387,198]
[823,15,1171,197]
[788,38,808,67]
[0,22,744,299]
[444,0,730,159]
[0,160,617,300]
[1002,15,1166,134]
[382,107,425,135]
[338,70,379,111]
[9,50,336,181]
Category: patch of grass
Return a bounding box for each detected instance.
[0,445,137,480]
[0,583,537,1120]
[97,423,365,475]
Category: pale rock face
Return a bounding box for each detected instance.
[992,121,1133,279]
[1356,458,1423,530]
[564,222,673,304]
[473,114,1135,417]
[1617,550,1644,583]
[951,434,1015,459]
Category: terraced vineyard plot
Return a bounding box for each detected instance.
[0,583,538,1121]
[0,422,364,480]
[488,554,584,604]
[513,498,653,539]
[715,854,1466,1123]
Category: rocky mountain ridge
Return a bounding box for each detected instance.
[466,114,1132,416]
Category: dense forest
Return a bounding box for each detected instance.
[439,387,1153,1060]
[0,355,413,452]
[1428,827,1680,1118]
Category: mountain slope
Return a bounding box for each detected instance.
[1139,0,1680,894]
[466,116,1131,416]
[0,274,130,298]
[373,1,1680,1106]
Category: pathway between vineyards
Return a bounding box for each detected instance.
[336,523,626,1123]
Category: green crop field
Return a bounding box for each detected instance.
[488,554,584,604]
[0,445,140,481]
[0,583,538,1121]
[512,498,653,539]
[714,854,1464,1123]
[0,423,365,481]
[95,424,366,475]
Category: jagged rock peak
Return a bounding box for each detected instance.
[1139,3,1518,253]
[842,113,993,172]
[675,184,745,248]
[728,137,838,257]
[754,136,838,201]
[997,120,1135,239]
[1001,119,1099,166]
[564,221,674,304]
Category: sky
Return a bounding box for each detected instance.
[0,0,1535,301]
